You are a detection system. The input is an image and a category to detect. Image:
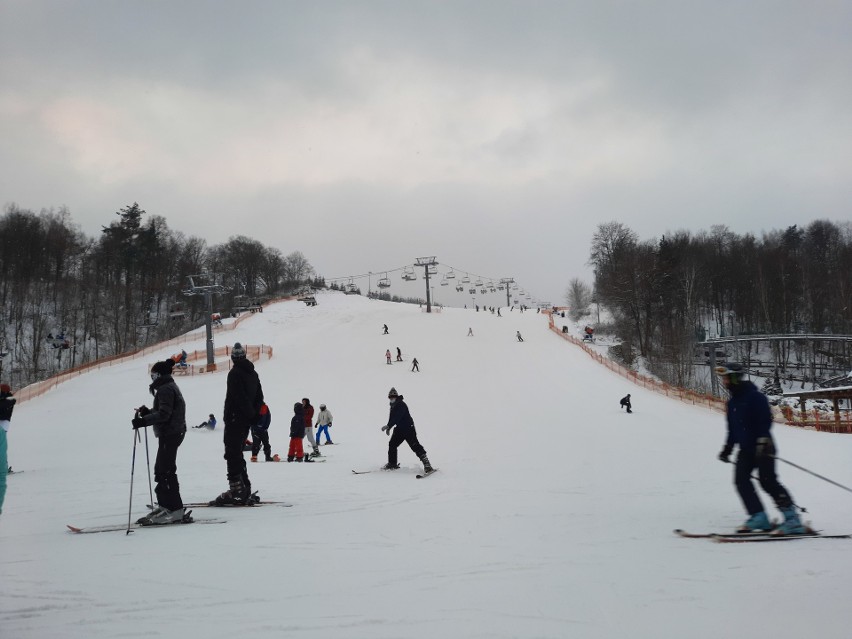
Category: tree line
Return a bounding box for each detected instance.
[0,202,318,388]
[573,220,852,391]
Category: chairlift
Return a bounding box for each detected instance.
[427,264,438,275]
[440,277,449,286]
[474,278,484,286]
[511,284,518,290]
[446,269,456,279]
[480,288,487,294]
[345,278,358,294]
[377,273,391,289]
[455,285,464,292]
[461,274,471,284]
[402,266,417,281]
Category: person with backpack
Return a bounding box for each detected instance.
[213,342,265,505]
[0,383,17,515]
[132,359,188,525]
[380,387,434,474]
[250,403,273,462]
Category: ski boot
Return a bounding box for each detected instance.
[382,463,400,470]
[303,455,315,463]
[138,506,187,526]
[250,456,258,462]
[776,507,807,535]
[213,479,250,506]
[420,455,434,474]
[311,447,321,458]
[265,455,275,462]
[136,505,166,525]
[737,511,772,533]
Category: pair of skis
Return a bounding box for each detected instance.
[674,528,851,543]
[352,468,438,479]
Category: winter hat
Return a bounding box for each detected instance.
[319,404,326,409]
[302,397,310,405]
[388,387,398,398]
[294,402,303,412]
[231,342,246,359]
[259,403,269,415]
[0,383,11,394]
[151,360,174,376]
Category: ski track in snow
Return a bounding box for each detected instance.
[2,291,852,638]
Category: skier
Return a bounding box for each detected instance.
[383,324,389,335]
[386,349,392,365]
[380,387,433,474]
[0,383,16,515]
[411,357,419,372]
[396,347,403,362]
[132,359,187,525]
[315,403,333,445]
[467,327,474,336]
[214,342,264,505]
[194,414,217,429]
[288,402,314,462]
[302,398,319,457]
[716,363,806,535]
[250,403,273,462]
[516,331,524,342]
[620,394,632,413]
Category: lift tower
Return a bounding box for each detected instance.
[415,257,439,313]
[183,272,227,370]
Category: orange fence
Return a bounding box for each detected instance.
[780,405,852,434]
[13,295,294,404]
[153,344,273,376]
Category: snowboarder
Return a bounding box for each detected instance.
[383,324,389,335]
[132,359,187,525]
[0,383,16,515]
[194,414,217,429]
[288,402,314,462]
[315,403,333,445]
[716,363,806,535]
[620,394,632,413]
[302,398,319,457]
[411,357,419,372]
[380,387,433,474]
[386,349,392,365]
[250,403,273,462]
[396,347,403,362]
[214,342,265,505]
[516,331,524,342]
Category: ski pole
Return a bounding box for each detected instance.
[126,427,140,535]
[773,455,852,495]
[722,459,808,513]
[143,426,154,513]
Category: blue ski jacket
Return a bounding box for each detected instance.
[724,380,773,452]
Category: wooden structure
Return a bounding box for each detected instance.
[781,386,852,433]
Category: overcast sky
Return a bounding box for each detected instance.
[2,1,851,304]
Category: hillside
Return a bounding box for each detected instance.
[2,292,852,639]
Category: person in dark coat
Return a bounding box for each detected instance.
[0,383,16,515]
[214,342,264,504]
[288,402,314,462]
[380,387,433,473]
[620,394,632,413]
[133,359,187,524]
[251,403,273,461]
[716,363,806,535]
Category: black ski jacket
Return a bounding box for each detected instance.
[142,375,187,438]
[386,397,414,431]
[290,403,306,438]
[224,359,264,428]
[0,392,16,421]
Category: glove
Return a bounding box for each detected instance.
[137,405,151,417]
[131,417,146,429]
[381,425,392,436]
[718,444,734,463]
[755,437,775,460]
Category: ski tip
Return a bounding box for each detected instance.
[67,525,83,533]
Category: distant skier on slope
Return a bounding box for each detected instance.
[315,403,333,446]
[132,359,187,525]
[716,363,806,535]
[620,394,632,413]
[380,387,433,474]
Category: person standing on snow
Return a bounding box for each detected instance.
[214,342,264,504]
[302,398,319,457]
[132,359,187,525]
[620,394,632,413]
[315,403,333,445]
[411,358,419,372]
[396,347,403,362]
[386,349,392,365]
[0,383,17,515]
[516,331,524,342]
[383,324,389,335]
[288,402,314,462]
[380,387,433,474]
[716,363,806,535]
[250,403,273,462]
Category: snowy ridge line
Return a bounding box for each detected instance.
[546,311,730,417]
[15,295,296,403]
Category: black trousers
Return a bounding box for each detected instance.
[251,427,271,457]
[154,432,184,510]
[388,426,426,466]
[223,422,251,487]
[734,448,793,515]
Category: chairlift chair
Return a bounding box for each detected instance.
[469,287,476,294]
[455,285,464,292]
[377,273,391,289]
[461,275,471,284]
[440,277,449,286]
[446,269,456,279]
[474,278,483,286]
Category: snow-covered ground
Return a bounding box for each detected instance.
[2,292,852,639]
